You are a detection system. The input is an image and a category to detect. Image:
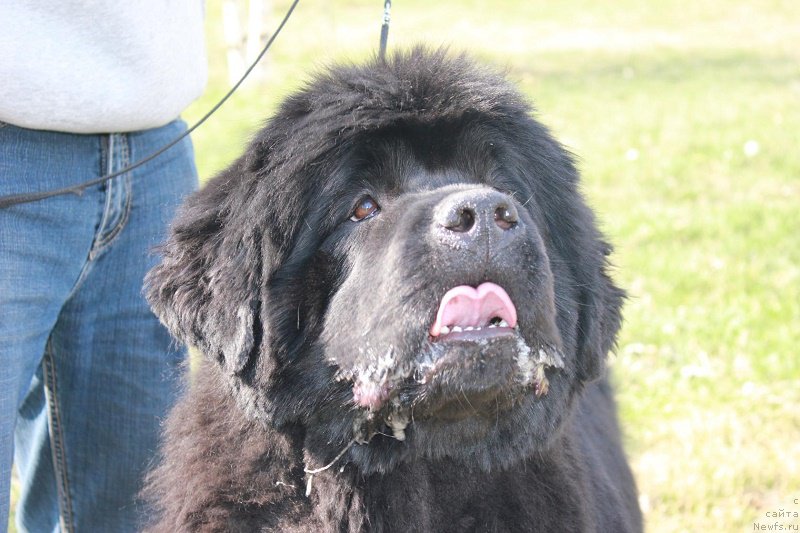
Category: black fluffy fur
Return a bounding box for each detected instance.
[143,48,643,532]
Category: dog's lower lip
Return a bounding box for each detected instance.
[430,326,516,342]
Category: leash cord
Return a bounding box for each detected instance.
[379,0,391,62]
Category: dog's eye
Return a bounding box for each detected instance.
[350,196,380,222]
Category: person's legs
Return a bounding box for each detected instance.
[42,123,197,532]
[1,120,197,532]
[1,124,107,532]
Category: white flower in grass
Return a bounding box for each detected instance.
[743,139,760,158]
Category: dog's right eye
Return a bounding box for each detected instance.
[350,196,380,222]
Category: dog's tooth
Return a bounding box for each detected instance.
[440,326,450,335]
[498,320,509,328]
[452,326,463,332]
[464,326,474,331]
[488,324,497,328]
[475,326,482,331]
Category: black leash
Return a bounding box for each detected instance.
[0,0,301,209]
[379,0,391,62]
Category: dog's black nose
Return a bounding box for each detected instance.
[435,189,520,245]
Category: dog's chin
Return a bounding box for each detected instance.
[331,330,567,474]
[343,382,570,475]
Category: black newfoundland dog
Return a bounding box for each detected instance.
[143,48,643,532]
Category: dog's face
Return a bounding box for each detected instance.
[147,49,623,474]
[315,127,572,472]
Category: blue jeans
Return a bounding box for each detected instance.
[0,119,197,532]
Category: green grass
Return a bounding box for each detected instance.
[9,1,799,531]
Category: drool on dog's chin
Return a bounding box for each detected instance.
[334,281,566,448]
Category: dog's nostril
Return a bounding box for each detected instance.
[447,208,476,233]
[494,206,517,230]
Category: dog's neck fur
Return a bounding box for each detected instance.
[303,447,593,533]
[144,364,610,532]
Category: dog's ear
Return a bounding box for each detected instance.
[575,243,625,383]
[513,118,625,383]
[145,171,266,375]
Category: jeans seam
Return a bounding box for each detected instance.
[65,134,132,298]
[43,341,75,533]
[94,173,132,250]
[93,134,115,248]
[92,133,132,254]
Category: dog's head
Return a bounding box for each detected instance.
[147,48,623,473]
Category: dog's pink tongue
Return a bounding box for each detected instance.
[430,282,517,336]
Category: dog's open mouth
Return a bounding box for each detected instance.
[429,282,517,340]
[345,282,565,444]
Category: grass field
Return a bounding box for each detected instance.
[9,1,799,531]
